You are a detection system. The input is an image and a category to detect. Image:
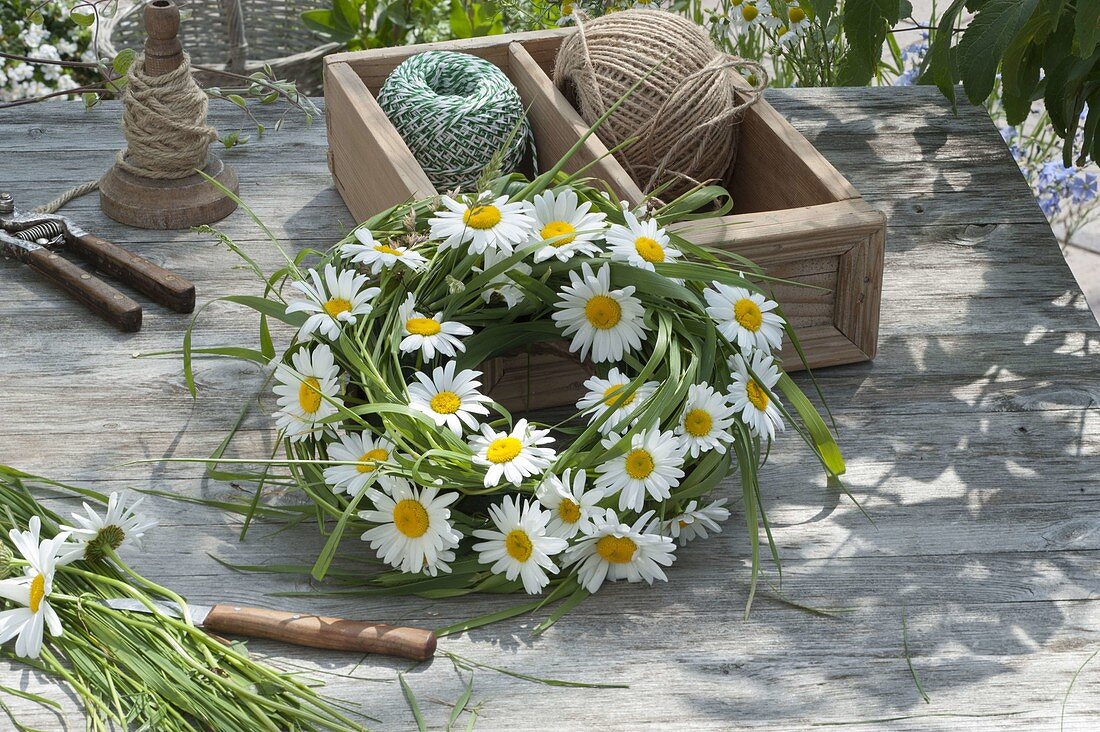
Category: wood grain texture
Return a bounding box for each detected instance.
[1,87,1098,731]
[203,604,437,661]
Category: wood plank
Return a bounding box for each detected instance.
[1,87,1098,730]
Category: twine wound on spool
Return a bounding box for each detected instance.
[378,51,532,193]
[554,9,768,199]
[115,52,218,180]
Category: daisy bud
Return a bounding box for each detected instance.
[0,543,14,579]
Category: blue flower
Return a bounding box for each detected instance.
[1068,172,1098,204]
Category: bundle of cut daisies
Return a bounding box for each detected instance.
[190,168,845,628]
[0,466,362,730]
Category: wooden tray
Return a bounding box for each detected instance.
[323,29,885,411]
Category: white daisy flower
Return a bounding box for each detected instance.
[564,509,676,594]
[398,294,473,360]
[552,262,648,363]
[536,469,603,539]
[0,517,70,658]
[272,344,343,443]
[576,367,658,434]
[341,228,427,275]
[731,0,766,31]
[407,360,493,435]
[675,382,738,457]
[650,499,730,546]
[323,431,401,496]
[58,492,157,563]
[472,496,567,594]
[728,351,785,440]
[478,247,531,309]
[285,264,380,341]
[704,282,785,355]
[470,418,556,487]
[605,212,682,272]
[595,425,686,512]
[780,1,809,34]
[529,189,608,263]
[429,193,535,255]
[358,481,462,576]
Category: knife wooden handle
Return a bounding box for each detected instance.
[21,247,142,331]
[203,605,437,661]
[68,233,196,313]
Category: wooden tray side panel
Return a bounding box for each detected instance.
[326,29,571,93]
[726,97,861,214]
[325,62,435,222]
[506,43,644,204]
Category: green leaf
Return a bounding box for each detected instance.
[112,48,136,76]
[958,0,1040,104]
[839,0,901,84]
[449,0,474,38]
[1077,0,1100,56]
[333,0,361,33]
[301,9,357,42]
[1000,17,1047,123]
[399,675,428,732]
[807,0,836,23]
[921,0,969,109]
[777,374,845,477]
[71,10,95,27]
[81,92,99,109]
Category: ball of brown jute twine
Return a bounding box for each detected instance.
[32,52,218,215]
[116,52,218,180]
[554,9,768,200]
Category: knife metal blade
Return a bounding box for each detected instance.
[103,598,212,626]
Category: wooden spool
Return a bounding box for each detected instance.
[99,0,238,230]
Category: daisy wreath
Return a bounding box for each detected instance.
[185,165,848,632]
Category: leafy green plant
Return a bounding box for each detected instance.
[301,0,523,50]
[920,0,1100,166]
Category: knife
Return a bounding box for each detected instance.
[103,599,436,661]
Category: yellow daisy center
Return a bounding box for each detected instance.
[463,204,502,230]
[393,499,429,538]
[624,449,655,480]
[505,529,534,562]
[541,220,577,247]
[747,380,770,410]
[734,298,763,332]
[789,6,806,22]
[430,391,461,414]
[29,574,45,613]
[678,518,689,528]
[375,244,403,256]
[634,236,665,264]
[596,535,637,564]
[486,436,523,464]
[356,447,389,473]
[778,23,790,34]
[558,498,581,524]
[603,383,636,408]
[742,4,759,21]
[731,0,743,5]
[585,295,622,330]
[323,298,351,318]
[298,377,322,414]
[684,408,713,437]
[406,317,442,336]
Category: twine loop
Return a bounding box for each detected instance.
[378,51,532,193]
[116,52,218,180]
[555,9,767,198]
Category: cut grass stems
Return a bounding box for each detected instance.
[0,466,365,732]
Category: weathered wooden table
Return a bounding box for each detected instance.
[3,87,1099,730]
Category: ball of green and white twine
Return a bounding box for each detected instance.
[378,50,533,192]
